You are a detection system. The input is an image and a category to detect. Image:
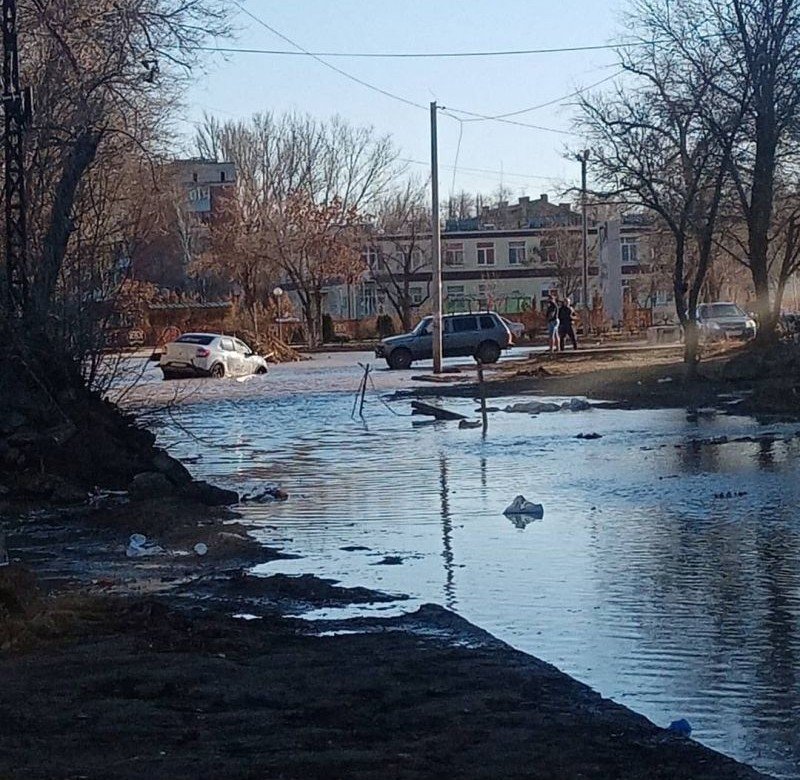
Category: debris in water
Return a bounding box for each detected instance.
[458,419,483,429]
[503,495,544,518]
[504,401,561,414]
[576,432,602,440]
[194,543,208,556]
[240,486,289,502]
[371,555,404,566]
[667,718,692,737]
[125,533,164,558]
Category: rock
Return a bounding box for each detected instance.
[576,432,602,440]
[504,401,561,414]
[184,480,239,507]
[371,555,404,566]
[151,449,193,486]
[503,495,544,517]
[667,718,692,737]
[564,397,591,412]
[127,471,176,500]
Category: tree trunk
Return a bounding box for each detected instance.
[683,320,700,380]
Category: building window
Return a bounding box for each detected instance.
[444,243,464,266]
[361,246,379,270]
[477,242,495,266]
[508,240,526,265]
[358,283,377,316]
[410,286,424,305]
[220,171,226,182]
[446,284,465,300]
[621,237,639,264]
[655,290,673,305]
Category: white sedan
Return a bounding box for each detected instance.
[160,333,268,380]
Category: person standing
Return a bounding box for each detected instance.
[558,297,578,350]
[545,293,560,353]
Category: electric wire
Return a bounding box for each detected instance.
[192,40,662,59]
[449,120,464,200]
[232,1,429,113]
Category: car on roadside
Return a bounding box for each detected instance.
[375,312,513,370]
[501,317,526,340]
[159,333,268,380]
[696,302,757,340]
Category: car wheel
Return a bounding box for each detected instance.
[387,348,413,370]
[209,363,225,379]
[161,370,177,381]
[475,340,501,364]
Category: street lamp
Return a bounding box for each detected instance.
[272,286,284,341]
[576,150,590,332]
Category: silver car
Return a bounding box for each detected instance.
[375,312,513,370]
[160,333,268,380]
[696,303,757,340]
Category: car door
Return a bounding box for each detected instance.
[449,315,477,356]
[234,339,256,375]
[218,337,240,376]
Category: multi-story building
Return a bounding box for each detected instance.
[323,198,670,328]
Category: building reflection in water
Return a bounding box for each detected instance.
[439,452,456,610]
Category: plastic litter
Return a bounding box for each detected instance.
[125,533,164,558]
[668,718,692,737]
[194,542,208,556]
[503,495,544,518]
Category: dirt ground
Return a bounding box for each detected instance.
[2,342,792,779]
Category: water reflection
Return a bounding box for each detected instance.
[439,453,456,610]
[150,380,800,779]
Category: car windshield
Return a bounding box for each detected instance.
[175,334,215,345]
[703,304,746,318]
[412,318,432,335]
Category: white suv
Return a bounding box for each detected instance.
[160,333,268,380]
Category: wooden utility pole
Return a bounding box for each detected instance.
[2,0,31,316]
[577,150,590,333]
[430,102,442,373]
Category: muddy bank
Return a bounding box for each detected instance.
[401,343,800,417]
[0,484,772,780]
[1,575,769,780]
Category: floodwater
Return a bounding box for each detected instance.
[137,351,800,779]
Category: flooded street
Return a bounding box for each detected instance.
[136,351,800,779]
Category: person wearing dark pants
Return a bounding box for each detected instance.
[558,298,578,350]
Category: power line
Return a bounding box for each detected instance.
[459,70,624,122]
[193,40,661,59]
[232,1,428,113]
[440,106,573,135]
[399,158,564,183]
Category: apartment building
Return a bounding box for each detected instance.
[324,210,665,327]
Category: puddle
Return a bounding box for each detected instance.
[145,353,800,779]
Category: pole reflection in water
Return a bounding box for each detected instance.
[439,452,456,610]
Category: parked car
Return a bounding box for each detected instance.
[375,312,513,370]
[501,317,526,340]
[696,302,757,340]
[160,333,268,380]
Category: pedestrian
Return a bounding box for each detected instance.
[545,293,560,353]
[558,297,578,350]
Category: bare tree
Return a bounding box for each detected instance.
[578,21,740,374]
[371,180,431,331]
[194,112,399,345]
[537,228,584,302]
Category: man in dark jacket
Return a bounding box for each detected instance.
[558,297,578,350]
[545,294,559,352]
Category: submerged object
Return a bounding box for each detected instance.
[503,495,544,518]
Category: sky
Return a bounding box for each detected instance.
[181,0,629,203]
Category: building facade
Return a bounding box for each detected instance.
[323,212,669,327]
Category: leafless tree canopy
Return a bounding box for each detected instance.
[194,112,399,345]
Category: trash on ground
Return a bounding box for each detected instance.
[194,542,208,556]
[503,495,544,518]
[125,533,164,558]
[504,401,561,414]
[657,377,674,384]
[240,486,289,502]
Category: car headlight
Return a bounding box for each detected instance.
[745,319,756,329]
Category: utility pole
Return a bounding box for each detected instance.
[577,150,590,333]
[430,101,442,373]
[2,0,31,316]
